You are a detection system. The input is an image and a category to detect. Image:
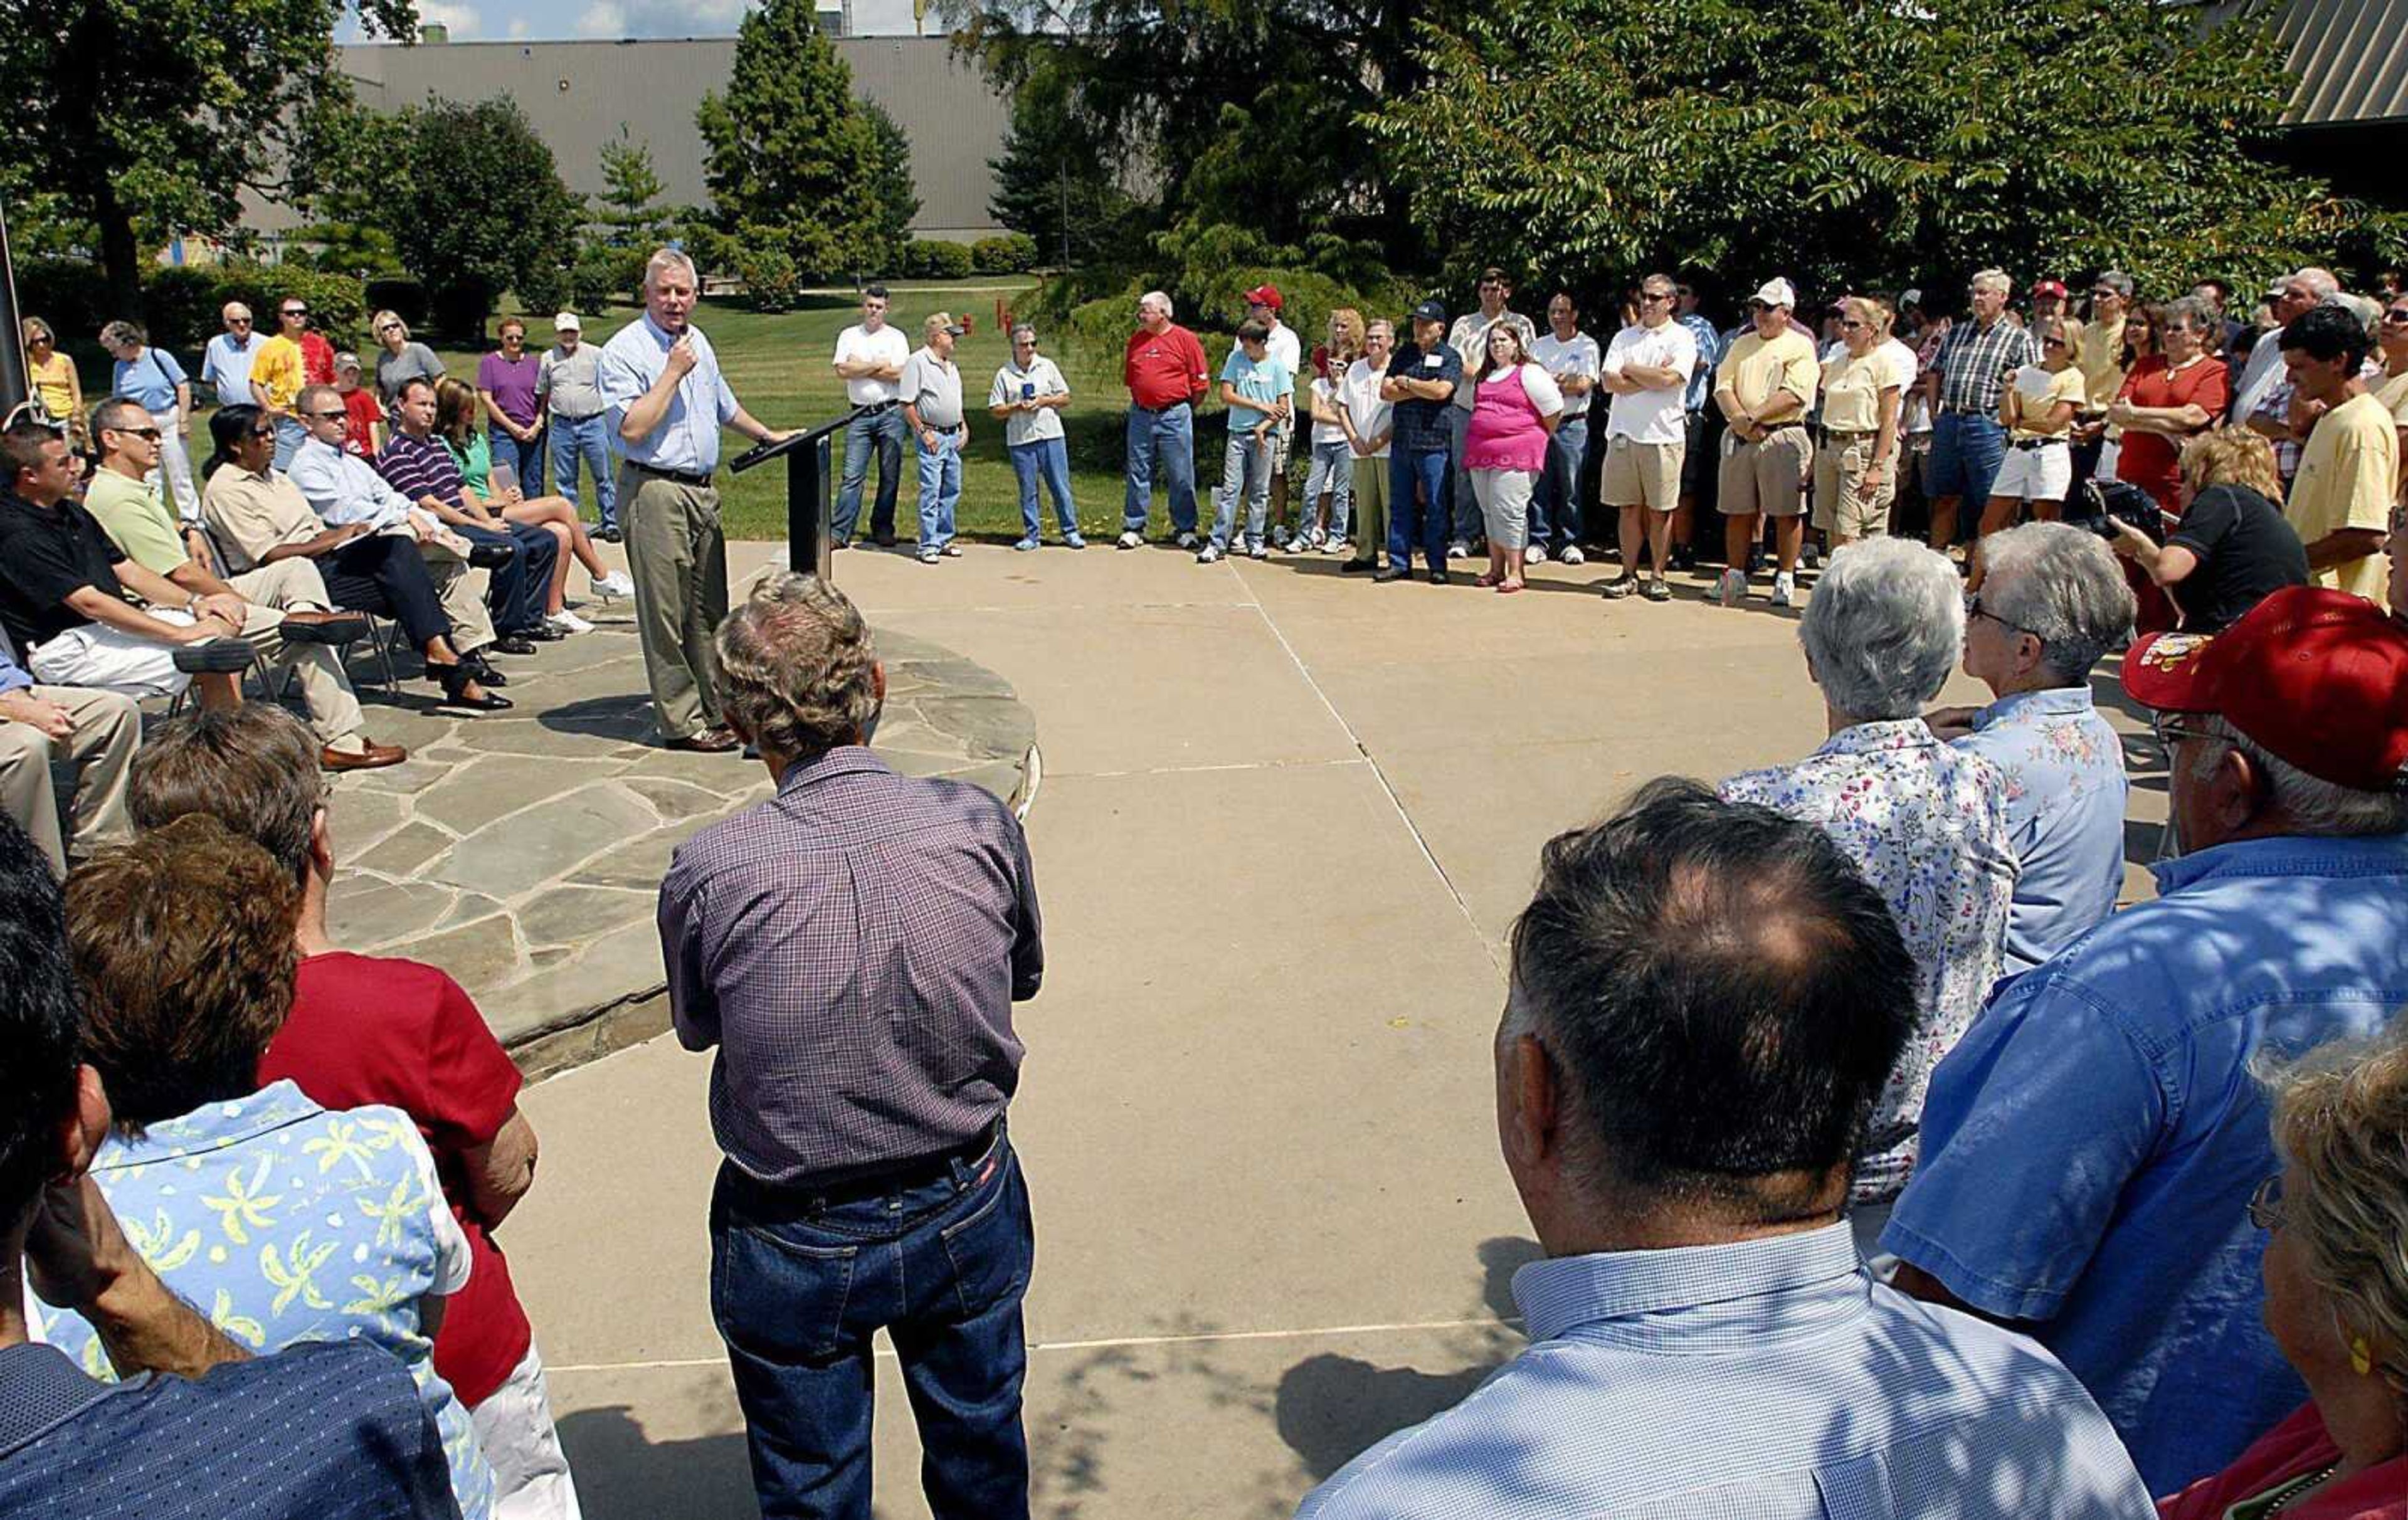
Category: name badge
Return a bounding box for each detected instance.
[1423,353,1442,369]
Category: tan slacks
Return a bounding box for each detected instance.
[419,536,497,655]
[619,468,729,742]
[0,684,140,877]
[227,558,367,751]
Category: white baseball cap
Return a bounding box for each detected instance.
[1750,278,1797,309]
[553,310,581,331]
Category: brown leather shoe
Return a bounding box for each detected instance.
[665,726,741,754]
[320,741,408,772]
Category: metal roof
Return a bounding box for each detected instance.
[2274,0,2408,126]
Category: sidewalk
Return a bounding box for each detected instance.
[502,541,2168,1518]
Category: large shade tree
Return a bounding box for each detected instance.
[375,96,584,334]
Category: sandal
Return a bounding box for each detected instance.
[1475,572,1502,588]
[435,662,514,711]
[1497,581,1525,594]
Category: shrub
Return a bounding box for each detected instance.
[971,233,1038,275]
[364,278,431,333]
[134,265,368,352]
[735,245,800,312]
[902,238,974,280]
[14,258,110,342]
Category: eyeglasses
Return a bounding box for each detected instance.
[2383,308,2408,325]
[2247,1174,2285,1231]
[2150,712,2226,751]
[113,426,163,441]
[248,426,277,440]
[307,409,348,421]
[1967,594,2041,638]
[1641,291,1676,304]
[282,307,309,319]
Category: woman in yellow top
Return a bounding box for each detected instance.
[1814,297,1903,549]
[1974,317,2086,584]
[20,317,83,446]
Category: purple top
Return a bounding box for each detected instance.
[475,351,542,428]
[659,746,1045,1186]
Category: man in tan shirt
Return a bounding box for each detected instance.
[2071,272,2132,490]
[2281,305,2395,603]
[1713,278,1820,608]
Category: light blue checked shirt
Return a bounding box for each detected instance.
[597,311,741,475]
[1296,1225,2153,1519]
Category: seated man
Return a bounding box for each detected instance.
[0,421,250,716]
[80,399,403,773]
[0,813,459,1519]
[377,378,559,645]
[1296,781,2152,1518]
[0,626,135,877]
[1887,586,2408,1494]
[203,404,510,712]
[130,704,580,1519]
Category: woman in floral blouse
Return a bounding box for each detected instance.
[40,816,495,1520]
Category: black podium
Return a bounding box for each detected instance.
[731,406,865,579]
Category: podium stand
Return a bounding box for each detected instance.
[731,406,864,580]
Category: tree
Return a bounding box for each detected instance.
[1362,0,2406,300]
[0,0,418,310]
[376,97,584,334]
[861,102,921,273]
[596,125,673,251]
[986,55,1137,267]
[695,0,887,280]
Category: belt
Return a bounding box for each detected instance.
[729,1118,1005,1211]
[625,459,714,488]
[1824,428,1874,440]
[1937,402,1997,416]
[2010,436,2067,451]
[1133,398,1191,414]
[852,399,900,417]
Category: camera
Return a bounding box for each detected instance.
[2066,478,2165,545]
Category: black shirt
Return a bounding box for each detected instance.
[0,490,132,655]
[2164,482,2311,631]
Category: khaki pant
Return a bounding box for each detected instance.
[1600,435,1684,511]
[620,468,729,741]
[1813,433,1896,540]
[1347,455,1390,564]
[0,684,140,877]
[1717,426,1810,518]
[420,536,497,655]
[227,558,367,751]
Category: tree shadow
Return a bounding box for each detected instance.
[556,1405,758,1520]
[536,692,657,742]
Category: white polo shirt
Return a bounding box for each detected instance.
[834,322,911,406]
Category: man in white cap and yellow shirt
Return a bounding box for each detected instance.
[1713,278,1820,606]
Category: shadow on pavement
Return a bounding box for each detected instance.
[557,1405,756,1520]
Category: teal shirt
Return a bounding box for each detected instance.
[1219,349,1294,432]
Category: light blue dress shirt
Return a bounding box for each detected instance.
[1949,685,2130,975]
[200,332,258,409]
[1680,312,1723,411]
[287,436,415,531]
[1297,1225,2152,1519]
[111,347,187,414]
[596,312,740,475]
[1884,830,2408,1496]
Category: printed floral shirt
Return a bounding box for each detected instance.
[1951,687,2130,976]
[35,1080,494,1519]
[1720,720,2017,1202]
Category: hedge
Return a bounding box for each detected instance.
[14,260,371,355]
[901,239,974,280]
[971,233,1038,275]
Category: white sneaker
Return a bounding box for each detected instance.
[1326,539,1351,557]
[1524,544,1548,565]
[1196,542,1223,564]
[1306,526,1328,550]
[548,610,595,635]
[589,569,635,601]
[1770,571,1796,608]
[1116,529,1144,550]
[1446,539,1472,561]
[1176,531,1201,550]
[1718,568,1748,607]
[1557,544,1585,566]
[1247,540,1270,559]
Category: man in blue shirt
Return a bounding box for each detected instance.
[1925,521,2135,974]
[0,813,457,1520]
[198,302,260,410]
[1888,586,2408,1495]
[1376,300,1461,584]
[1297,780,2151,1519]
[598,247,794,752]
[1202,320,1293,563]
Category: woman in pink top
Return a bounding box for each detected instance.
[1462,323,1564,592]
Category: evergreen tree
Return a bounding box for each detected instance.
[596,125,672,251]
[861,103,920,272]
[986,58,1134,267]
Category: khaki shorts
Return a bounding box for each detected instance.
[1717,426,1809,518]
[1599,435,1684,511]
[1813,433,1897,539]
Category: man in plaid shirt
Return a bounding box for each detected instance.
[1923,271,2039,554]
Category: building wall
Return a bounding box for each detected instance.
[246,34,1008,241]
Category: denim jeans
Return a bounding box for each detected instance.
[1302,439,1353,540]
[1008,437,1077,540]
[1445,404,1481,544]
[454,519,556,635]
[916,430,964,550]
[272,415,308,471]
[549,413,618,530]
[1122,403,1198,536]
[1388,446,1451,571]
[1533,416,1588,551]
[1928,411,2009,524]
[710,1134,1034,1520]
[1209,430,1274,551]
[493,423,547,496]
[836,406,907,543]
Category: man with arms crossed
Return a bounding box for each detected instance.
[831,285,910,549]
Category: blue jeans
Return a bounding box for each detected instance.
[1302,439,1353,540]
[492,424,547,496]
[1388,446,1451,571]
[1008,437,1077,540]
[1123,403,1198,536]
[1928,411,2009,518]
[1209,430,1274,551]
[272,416,307,471]
[454,519,557,635]
[836,406,907,543]
[549,413,618,530]
[916,430,963,549]
[710,1134,1034,1520]
[1533,416,1588,551]
[1445,406,1481,544]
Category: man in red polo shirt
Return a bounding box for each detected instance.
[1119,289,1210,550]
[124,704,581,1520]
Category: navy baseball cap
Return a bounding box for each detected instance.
[1409,298,1447,325]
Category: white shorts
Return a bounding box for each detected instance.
[27,610,205,697]
[472,1341,583,1520]
[1990,440,2072,503]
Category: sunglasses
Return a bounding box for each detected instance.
[228,317,253,325]
[282,308,309,319]
[111,425,163,441]
[249,426,277,440]
[2150,712,2225,749]
[377,322,399,334]
[1839,319,1868,331]
[2247,1174,2284,1231]
[307,409,348,421]
[1748,300,1776,312]
[2383,308,2408,325]
[2091,288,2120,298]
[2044,335,2071,347]
[1642,291,1676,303]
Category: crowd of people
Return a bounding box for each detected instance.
[4,245,2408,1520]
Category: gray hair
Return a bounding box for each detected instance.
[295,384,342,419]
[2296,266,2341,300]
[1010,323,1037,344]
[1799,538,1966,720]
[2334,292,2382,337]
[1139,290,1174,319]
[98,320,147,350]
[645,247,699,290]
[2162,294,2217,335]
[1977,522,2136,683]
[715,573,882,762]
[1972,269,2013,296]
[2095,270,2135,300]
[89,396,148,443]
[2190,714,2408,837]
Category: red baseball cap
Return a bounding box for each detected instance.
[2124,587,2408,792]
[1244,284,1284,310]
[2034,279,2069,297]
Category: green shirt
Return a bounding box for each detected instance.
[82,468,188,577]
[442,431,494,499]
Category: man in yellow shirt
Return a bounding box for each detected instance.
[249,296,312,469]
[1713,278,1819,607]
[2071,272,2132,490]
[2282,305,2395,603]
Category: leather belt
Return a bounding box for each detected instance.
[728,1119,1005,1211]
[1133,398,1191,414]
[626,459,714,488]
[851,399,900,417]
[2010,436,2067,451]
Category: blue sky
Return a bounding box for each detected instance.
[343,0,925,44]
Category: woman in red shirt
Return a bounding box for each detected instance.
[2111,297,2229,516]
